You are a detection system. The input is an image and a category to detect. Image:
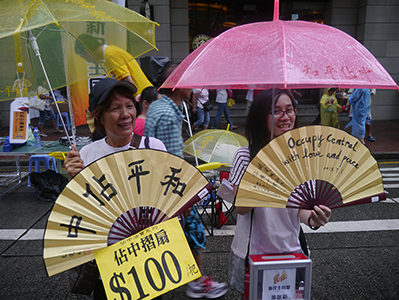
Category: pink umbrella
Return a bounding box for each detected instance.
[162,1,397,90]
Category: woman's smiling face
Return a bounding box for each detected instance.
[267,93,296,138]
[101,91,137,146]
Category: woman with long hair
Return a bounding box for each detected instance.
[229,89,331,296]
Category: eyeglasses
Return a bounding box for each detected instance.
[270,108,298,118]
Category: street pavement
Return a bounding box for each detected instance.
[1,161,398,300]
[1,120,399,299]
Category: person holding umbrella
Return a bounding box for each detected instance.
[228,89,331,296]
[64,78,166,298]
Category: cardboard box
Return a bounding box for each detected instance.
[51,102,69,113]
[246,253,312,300]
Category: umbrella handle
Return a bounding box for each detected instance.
[196,162,228,172]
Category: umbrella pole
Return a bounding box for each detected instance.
[66,86,77,145]
[183,101,198,166]
[270,86,276,140]
[28,31,73,148]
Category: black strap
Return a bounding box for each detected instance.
[130,134,151,149]
[144,136,150,149]
[130,134,142,149]
[245,209,254,271]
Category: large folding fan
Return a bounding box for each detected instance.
[43,149,213,277]
[236,125,386,210]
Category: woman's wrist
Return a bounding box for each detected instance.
[308,216,320,230]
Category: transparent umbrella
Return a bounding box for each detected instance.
[184,127,248,166]
[0,0,158,144]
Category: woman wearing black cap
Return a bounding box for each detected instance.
[64,78,166,299]
[65,78,166,178]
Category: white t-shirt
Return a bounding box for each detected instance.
[192,88,209,109]
[229,146,302,259]
[80,134,167,166]
[215,89,228,104]
[245,89,254,102]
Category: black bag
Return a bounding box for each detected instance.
[203,99,214,111]
[30,170,68,202]
[69,261,100,295]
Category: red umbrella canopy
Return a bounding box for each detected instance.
[162,4,397,90]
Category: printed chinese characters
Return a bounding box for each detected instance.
[303,65,372,82]
[161,167,186,196]
[114,228,169,266]
[60,215,96,238]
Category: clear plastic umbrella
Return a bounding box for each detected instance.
[183,127,248,166]
[0,0,158,144]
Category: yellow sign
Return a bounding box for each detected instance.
[94,218,201,299]
[12,111,27,140]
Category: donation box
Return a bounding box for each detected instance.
[246,253,312,300]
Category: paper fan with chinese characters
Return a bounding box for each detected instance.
[236,125,386,210]
[43,149,213,277]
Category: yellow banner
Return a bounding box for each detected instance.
[94,218,201,299]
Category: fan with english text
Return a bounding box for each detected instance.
[43,149,213,277]
[236,126,386,209]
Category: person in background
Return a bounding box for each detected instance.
[133,86,162,135]
[191,88,210,132]
[75,34,152,96]
[229,89,331,296]
[144,63,186,158]
[145,63,228,299]
[366,89,376,142]
[211,89,238,130]
[245,89,254,115]
[344,88,370,144]
[37,84,63,137]
[320,88,342,128]
[64,78,166,299]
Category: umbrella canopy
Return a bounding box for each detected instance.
[0,0,158,101]
[184,129,248,166]
[161,2,397,90]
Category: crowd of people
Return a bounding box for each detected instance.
[61,47,382,299]
[317,87,376,144]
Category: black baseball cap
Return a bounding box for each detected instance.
[88,78,137,112]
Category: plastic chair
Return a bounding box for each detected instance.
[56,112,71,130]
[28,155,58,187]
